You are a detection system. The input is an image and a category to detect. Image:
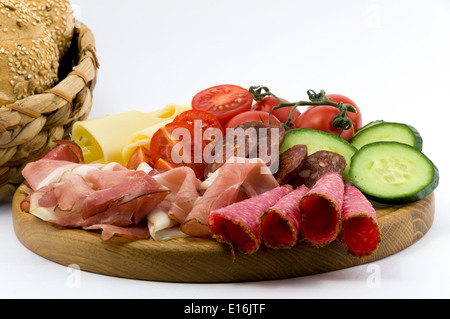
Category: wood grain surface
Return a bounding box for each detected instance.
[12,186,435,283]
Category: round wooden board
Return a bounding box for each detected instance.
[12,186,435,283]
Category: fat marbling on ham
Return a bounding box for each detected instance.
[21,143,170,240]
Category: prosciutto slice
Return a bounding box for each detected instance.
[340,183,381,258]
[152,166,202,223]
[181,157,280,237]
[207,186,292,255]
[299,172,344,247]
[21,144,170,241]
[259,185,310,249]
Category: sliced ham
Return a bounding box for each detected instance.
[84,224,150,241]
[21,144,170,241]
[340,182,381,258]
[208,186,292,255]
[152,167,202,224]
[181,157,280,237]
[259,185,310,249]
[299,172,344,247]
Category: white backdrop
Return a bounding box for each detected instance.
[1,0,449,299]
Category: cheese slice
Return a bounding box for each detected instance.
[121,103,191,165]
[72,103,191,165]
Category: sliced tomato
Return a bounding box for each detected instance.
[153,158,178,171]
[150,121,206,179]
[173,109,224,144]
[126,146,154,170]
[224,111,280,129]
[253,96,301,124]
[191,84,253,126]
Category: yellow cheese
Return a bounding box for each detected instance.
[72,103,191,165]
[121,103,191,164]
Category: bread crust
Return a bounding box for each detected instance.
[0,0,75,106]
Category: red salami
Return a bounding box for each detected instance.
[207,186,292,255]
[340,183,381,258]
[299,172,344,246]
[259,185,310,249]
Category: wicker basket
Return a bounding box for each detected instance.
[0,22,99,200]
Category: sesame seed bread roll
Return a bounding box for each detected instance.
[27,0,75,60]
[0,0,59,106]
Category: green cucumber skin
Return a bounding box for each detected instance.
[281,128,357,181]
[349,142,439,205]
[354,120,384,136]
[350,122,423,151]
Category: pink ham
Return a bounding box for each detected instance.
[299,172,344,247]
[340,183,381,258]
[81,170,167,219]
[259,185,310,249]
[207,186,292,255]
[181,157,280,237]
[22,159,80,191]
[21,144,170,241]
[83,224,150,241]
[152,167,202,223]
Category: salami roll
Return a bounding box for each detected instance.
[299,172,344,246]
[259,185,310,249]
[340,183,381,258]
[207,185,292,255]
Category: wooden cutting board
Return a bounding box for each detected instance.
[12,186,435,283]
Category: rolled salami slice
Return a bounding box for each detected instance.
[207,185,292,255]
[340,183,381,258]
[299,172,344,246]
[259,185,310,249]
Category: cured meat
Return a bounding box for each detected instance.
[181,157,280,237]
[340,183,381,258]
[21,144,171,241]
[84,224,151,241]
[299,172,344,246]
[259,185,310,249]
[274,144,308,184]
[152,166,202,223]
[205,121,285,177]
[208,186,292,255]
[291,150,346,188]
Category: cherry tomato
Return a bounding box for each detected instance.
[126,146,154,170]
[191,84,253,126]
[224,111,281,129]
[153,158,178,171]
[253,96,301,124]
[293,105,355,141]
[174,109,224,133]
[173,109,224,145]
[306,94,362,132]
[149,122,205,179]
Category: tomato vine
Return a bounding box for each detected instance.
[248,85,357,132]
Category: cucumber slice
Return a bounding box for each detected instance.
[349,142,439,204]
[281,128,357,181]
[350,122,423,151]
[354,120,384,136]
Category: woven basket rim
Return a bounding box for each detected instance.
[0,20,99,199]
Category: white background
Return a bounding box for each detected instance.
[1,0,449,299]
